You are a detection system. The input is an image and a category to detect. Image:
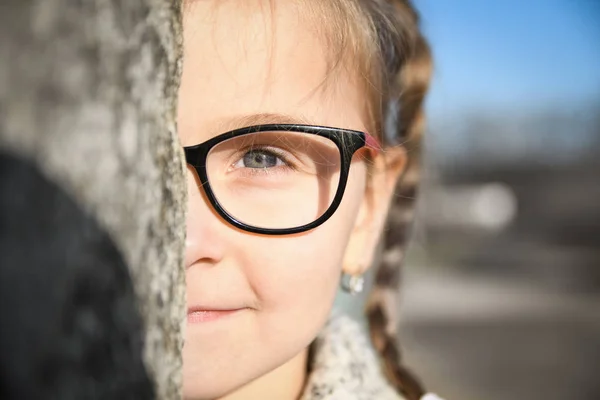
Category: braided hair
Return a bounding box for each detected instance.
[359,1,433,399]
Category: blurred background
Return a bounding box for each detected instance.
[338,1,600,399]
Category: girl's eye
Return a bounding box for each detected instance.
[234,149,286,169]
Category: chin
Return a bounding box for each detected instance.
[183,385,225,400]
[183,374,237,400]
[182,363,254,400]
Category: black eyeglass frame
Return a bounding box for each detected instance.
[184,124,378,235]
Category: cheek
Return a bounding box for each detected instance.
[247,164,366,334]
[254,231,342,315]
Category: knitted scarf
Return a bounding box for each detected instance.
[301,315,443,400]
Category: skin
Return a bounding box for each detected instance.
[178,1,406,399]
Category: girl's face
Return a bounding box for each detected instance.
[179,1,397,398]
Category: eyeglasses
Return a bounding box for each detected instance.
[184,124,381,235]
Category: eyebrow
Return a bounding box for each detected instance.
[219,113,316,131]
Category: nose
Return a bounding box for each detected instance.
[185,167,226,269]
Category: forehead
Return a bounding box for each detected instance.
[178,0,366,145]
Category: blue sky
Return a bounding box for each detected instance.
[414,0,600,118]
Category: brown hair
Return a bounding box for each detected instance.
[315,0,433,399]
[360,2,432,400]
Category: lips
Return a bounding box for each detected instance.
[186,306,246,323]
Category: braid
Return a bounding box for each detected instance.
[363,1,433,400]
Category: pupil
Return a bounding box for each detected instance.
[244,151,277,168]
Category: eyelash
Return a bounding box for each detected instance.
[231,146,297,174]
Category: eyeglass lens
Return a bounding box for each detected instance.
[205,130,342,229]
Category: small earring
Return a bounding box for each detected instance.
[340,272,364,295]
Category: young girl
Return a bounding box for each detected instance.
[178,1,438,399]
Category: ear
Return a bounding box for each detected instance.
[342,147,407,276]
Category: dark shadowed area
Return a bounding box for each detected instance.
[0,151,153,400]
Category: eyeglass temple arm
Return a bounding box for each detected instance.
[364,132,382,152]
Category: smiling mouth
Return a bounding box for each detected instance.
[186,308,245,323]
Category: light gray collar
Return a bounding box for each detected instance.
[301,314,406,400]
